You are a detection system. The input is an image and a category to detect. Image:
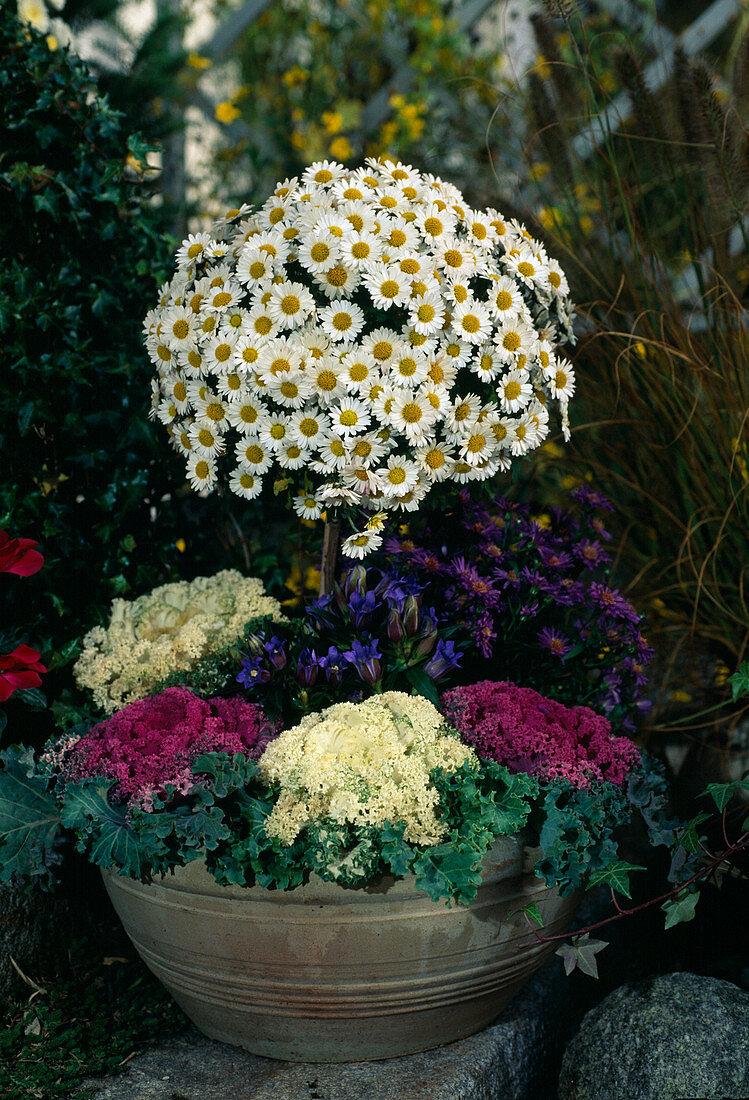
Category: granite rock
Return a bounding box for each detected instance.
[559,971,749,1100]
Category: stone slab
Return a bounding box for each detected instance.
[83,956,575,1100]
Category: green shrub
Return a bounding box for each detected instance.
[0,11,288,744]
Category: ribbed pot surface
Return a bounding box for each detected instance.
[102,835,578,1062]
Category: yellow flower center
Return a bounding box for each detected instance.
[333,312,352,331]
[339,410,358,427]
[549,271,561,288]
[425,448,445,468]
[467,433,486,453]
[215,343,232,362]
[444,249,462,268]
[173,382,187,402]
[388,467,407,484]
[249,261,266,280]
[172,319,189,340]
[281,294,301,315]
[380,279,400,299]
[246,444,264,463]
[351,241,370,259]
[555,370,568,389]
[187,242,204,258]
[280,381,299,398]
[330,439,346,456]
[254,317,273,335]
[372,341,392,361]
[317,370,337,391]
[496,291,512,311]
[240,405,258,423]
[461,314,480,333]
[239,473,255,489]
[401,402,422,423]
[326,265,348,287]
[269,207,285,224]
[503,331,521,352]
[198,429,215,447]
[423,217,442,236]
[389,228,407,247]
[310,242,330,263]
[206,403,225,421]
[517,262,535,278]
[195,460,209,478]
[270,423,286,439]
[213,291,232,307]
[299,417,318,437]
[314,168,334,183]
[504,381,521,400]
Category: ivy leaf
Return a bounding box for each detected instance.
[676,813,711,854]
[521,901,543,927]
[701,779,749,812]
[728,661,749,701]
[555,933,607,978]
[587,860,645,899]
[0,745,61,882]
[662,889,700,930]
[60,780,143,877]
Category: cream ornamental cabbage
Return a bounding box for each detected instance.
[257,691,477,846]
[145,159,576,553]
[74,570,283,713]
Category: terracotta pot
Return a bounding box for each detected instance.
[102,835,578,1062]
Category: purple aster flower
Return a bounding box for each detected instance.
[570,485,615,511]
[474,611,497,658]
[538,626,573,658]
[537,545,574,570]
[424,638,463,681]
[590,582,640,623]
[343,639,382,687]
[573,538,611,569]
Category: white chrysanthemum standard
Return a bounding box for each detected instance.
[258,692,476,847]
[145,159,576,553]
[74,570,284,713]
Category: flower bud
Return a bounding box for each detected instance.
[386,608,404,643]
[402,595,421,637]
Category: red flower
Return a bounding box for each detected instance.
[0,645,47,702]
[0,531,44,577]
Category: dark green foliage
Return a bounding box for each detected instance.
[0,745,63,886]
[0,919,186,1099]
[0,11,290,746]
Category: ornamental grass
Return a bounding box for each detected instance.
[493,4,749,665]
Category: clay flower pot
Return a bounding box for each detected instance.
[102,833,578,1062]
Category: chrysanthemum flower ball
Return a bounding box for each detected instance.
[144,159,576,555]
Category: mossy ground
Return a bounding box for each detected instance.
[0,914,189,1100]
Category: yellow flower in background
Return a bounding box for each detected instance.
[187,52,211,70]
[535,54,552,80]
[329,135,353,160]
[175,538,186,553]
[322,110,343,134]
[215,101,241,124]
[528,162,550,182]
[282,66,308,88]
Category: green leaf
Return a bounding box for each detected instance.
[662,889,700,930]
[701,779,749,811]
[0,745,61,883]
[60,780,143,877]
[677,813,711,854]
[521,901,543,927]
[728,662,749,701]
[588,860,645,899]
[14,686,47,710]
[405,665,440,706]
[555,934,607,978]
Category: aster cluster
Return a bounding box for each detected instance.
[442,680,641,789]
[74,570,283,714]
[236,564,462,721]
[145,158,575,555]
[385,485,653,731]
[258,692,475,846]
[48,687,275,808]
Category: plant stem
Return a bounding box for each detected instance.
[319,517,341,597]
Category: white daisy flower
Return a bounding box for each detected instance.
[277,440,310,469]
[302,160,348,187]
[258,412,292,452]
[244,301,278,340]
[289,409,331,448]
[341,529,383,559]
[445,392,483,436]
[496,318,537,364]
[434,241,477,278]
[390,481,428,512]
[175,233,214,269]
[317,482,360,506]
[161,374,191,415]
[549,360,576,401]
[318,301,366,343]
[361,263,411,309]
[546,259,569,296]
[465,213,499,250]
[235,436,273,474]
[265,368,311,408]
[268,281,316,329]
[379,454,419,494]
[236,246,276,287]
[452,300,493,345]
[339,230,382,268]
[389,389,438,442]
[315,261,360,299]
[472,343,503,382]
[233,333,267,372]
[204,281,243,314]
[186,454,218,494]
[458,423,496,466]
[328,396,371,437]
[188,423,226,458]
[204,332,238,373]
[425,353,458,388]
[504,247,549,289]
[162,305,198,352]
[361,327,403,367]
[415,203,457,242]
[216,370,246,402]
[348,434,389,467]
[226,395,267,434]
[257,336,303,379]
[293,493,323,520]
[339,349,378,394]
[388,348,430,388]
[229,467,263,500]
[379,217,419,254]
[497,369,533,413]
[315,434,351,470]
[192,392,230,433]
[297,232,341,275]
[415,440,456,481]
[408,292,446,336]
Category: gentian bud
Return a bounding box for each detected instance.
[386,608,404,643]
[402,595,421,637]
